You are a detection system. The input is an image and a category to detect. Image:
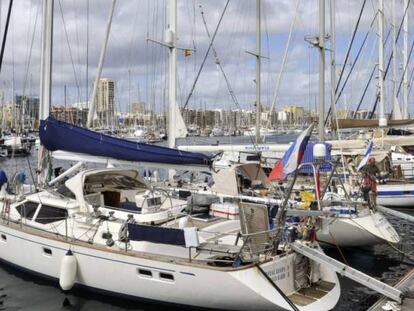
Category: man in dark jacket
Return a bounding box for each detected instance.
[362,157,380,207]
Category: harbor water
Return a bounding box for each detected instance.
[0,135,413,310]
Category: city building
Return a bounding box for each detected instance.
[281,105,305,124]
[51,105,89,126]
[95,78,115,126]
[9,95,40,129]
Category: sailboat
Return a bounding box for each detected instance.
[0,1,344,310]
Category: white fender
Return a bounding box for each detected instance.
[59,250,77,291]
[178,216,189,229]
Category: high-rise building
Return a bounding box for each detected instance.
[14,95,40,129]
[95,78,115,126]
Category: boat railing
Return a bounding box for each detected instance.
[235,228,279,262]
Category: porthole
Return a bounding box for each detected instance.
[137,269,152,277]
[0,234,6,241]
[43,247,52,255]
[159,272,174,281]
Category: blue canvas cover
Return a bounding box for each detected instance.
[127,223,186,246]
[39,117,213,166]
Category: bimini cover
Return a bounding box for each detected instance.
[39,117,213,166]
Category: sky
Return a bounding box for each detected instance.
[0,0,413,116]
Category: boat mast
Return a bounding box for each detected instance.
[167,0,177,149]
[86,0,116,128]
[392,0,398,119]
[330,0,336,128]
[37,0,53,187]
[318,0,325,140]
[39,0,53,122]
[255,0,261,144]
[378,0,387,127]
[403,0,409,118]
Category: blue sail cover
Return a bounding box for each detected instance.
[39,117,213,166]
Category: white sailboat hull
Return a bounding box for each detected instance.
[0,224,340,311]
[377,183,414,207]
[317,212,400,247]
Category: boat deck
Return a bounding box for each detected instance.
[369,267,414,311]
[287,280,336,306]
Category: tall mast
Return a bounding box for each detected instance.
[378,0,387,127]
[330,0,336,129]
[38,0,54,187]
[167,0,177,149]
[403,0,409,118]
[255,0,261,144]
[39,0,53,121]
[318,0,325,140]
[392,0,398,119]
[86,0,116,128]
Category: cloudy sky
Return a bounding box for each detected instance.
[0,0,413,116]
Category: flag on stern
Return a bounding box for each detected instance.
[269,123,314,180]
[357,140,373,171]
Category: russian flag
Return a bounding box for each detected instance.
[357,140,373,171]
[269,123,315,180]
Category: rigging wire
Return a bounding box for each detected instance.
[369,0,412,118]
[408,66,414,98]
[198,1,256,145]
[183,0,230,110]
[58,0,81,103]
[0,0,12,74]
[332,16,377,117]
[325,0,368,124]
[86,0,89,106]
[397,41,414,97]
[198,4,239,114]
[21,4,40,98]
[73,0,82,80]
[263,0,300,143]
[352,65,378,118]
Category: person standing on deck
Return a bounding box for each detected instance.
[361,157,380,207]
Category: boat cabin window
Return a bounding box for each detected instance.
[159,272,174,281]
[16,202,39,220]
[147,197,161,207]
[137,269,152,277]
[34,205,68,224]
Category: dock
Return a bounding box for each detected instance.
[369,267,414,311]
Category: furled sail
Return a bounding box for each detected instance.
[39,117,212,166]
[174,103,188,138]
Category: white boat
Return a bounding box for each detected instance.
[391,150,414,179]
[210,127,224,137]
[377,181,414,207]
[0,168,341,310]
[243,127,279,137]
[172,163,400,248]
[316,193,400,247]
[3,136,32,157]
[133,127,146,138]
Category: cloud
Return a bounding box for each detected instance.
[0,0,411,117]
